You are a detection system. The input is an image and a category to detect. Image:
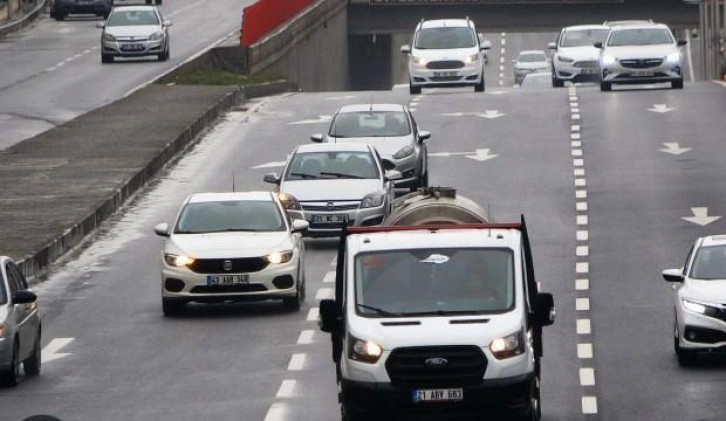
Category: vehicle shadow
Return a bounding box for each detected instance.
[304,237,340,251]
[680,352,726,369]
[166,300,299,319]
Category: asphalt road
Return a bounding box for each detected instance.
[0,0,254,150]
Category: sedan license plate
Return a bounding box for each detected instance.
[121,44,144,51]
[311,214,348,224]
[631,70,655,77]
[433,71,458,77]
[206,274,248,286]
[413,388,463,403]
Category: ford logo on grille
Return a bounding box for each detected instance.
[424,357,448,368]
[223,260,233,271]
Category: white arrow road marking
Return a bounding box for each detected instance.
[251,161,287,169]
[466,148,499,161]
[648,104,675,113]
[42,338,74,363]
[682,207,721,226]
[660,142,691,155]
[289,115,331,125]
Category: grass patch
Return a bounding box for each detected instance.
[173,68,284,86]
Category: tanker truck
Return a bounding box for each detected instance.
[318,187,555,421]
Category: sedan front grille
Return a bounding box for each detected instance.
[427,60,465,70]
[620,58,663,69]
[385,345,487,388]
[574,60,598,68]
[189,258,269,274]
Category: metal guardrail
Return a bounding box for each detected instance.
[0,0,45,38]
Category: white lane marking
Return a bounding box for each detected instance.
[571,149,583,157]
[576,202,588,212]
[576,262,589,274]
[501,38,506,46]
[574,168,585,176]
[576,230,589,241]
[287,353,306,371]
[393,83,407,89]
[576,297,590,310]
[42,338,75,363]
[571,124,580,132]
[315,288,334,300]
[576,279,589,291]
[289,115,332,125]
[500,47,505,55]
[251,161,286,169]
[576,246,589,257]
[499,65,505,72]
[571,141,582,148]
[46,66,57,72]
[64,57,73,63]
[571,108,580,114]
[307,307,319,321]
[297,330,315,345]
[576,190,587,199]
[57,62,66,67]
[499,56,505,64]
[685,29,694,83]
[572,114,581,120]
[330,256,337,266]
[575,178,586,187]
[577,319,591,335]
[264,403,288,421]
[571,133,581,140]
[577,215,588,226]
[578,343,593,359]
[579,368,596,386]
[410,108,417,112]
[501,32,506,37]
[91,46,99,50]
[83,49,92,54]
[323,271,335,283]
[573,158,584,167]
[582,396,598,414]
[682,207,722,226]
[276,380,296,398]
[714,80,726,88]
[660,142,691,155]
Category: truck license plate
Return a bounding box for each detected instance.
[412,388,464,403]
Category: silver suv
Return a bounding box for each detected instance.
[596,22,687,91]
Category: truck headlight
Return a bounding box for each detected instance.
[464,53,479,64]
[266,250,293,264]
[149,31,164,42]
[490,330,525,359]
[164,254,195,268]
[360,192,385,209]
[102,32,116,42]
[349,335,383,363]
[682,299,707,314]
[392,145,415,159]
[411,56,427,66]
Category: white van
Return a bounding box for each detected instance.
[319,218,555,421]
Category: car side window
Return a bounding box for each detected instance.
[0,267,7,305]
[5,263,19,296]
[9,263,28,290]
[683,244,695,276]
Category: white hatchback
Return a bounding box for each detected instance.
[154,191,309,316]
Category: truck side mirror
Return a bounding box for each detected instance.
[319,299,339,333]
[534,292,555,326]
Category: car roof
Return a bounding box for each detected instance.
[294,142,372,153]
[608,23,669,32]
[562,24,609,31]
[111,5,158,12]
[700,235,726,247]
[338,104,405,113]
[420,19,472,29]
[187,191,274,204]
[604,19,655,27]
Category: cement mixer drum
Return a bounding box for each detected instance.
[383,187,490,226]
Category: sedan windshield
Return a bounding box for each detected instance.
[560,29,609,48]
[285,151,379,180]
[107,10,160,27]
[329,111,411,138]
[174,200,285,234]
[607,28,674,46]
[414,27,476,49]
[517,52,547,63]
[690,245,726,280]
[355,248,514,317]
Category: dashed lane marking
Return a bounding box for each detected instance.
[579,368,596,386]
[297,330,315,345]
[276,380,296,398]
[577,215,588,226]
[264,402,287,421]
[578,343,593,359]
[576,279,589,291]
[576,298,590,311]
[323,271,335,283]
[582,396,598,414]
[287,353,306,371]
[577,319,592,335]
[307,307,319,321]
[315,288,334,300]
[577,230,589,241]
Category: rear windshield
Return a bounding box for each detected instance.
[415,27,476,49]
[607,28,674,46]
[174,200,285,234]
[329,111,411,138]
[560,28,609,47]
[107,10,160,26]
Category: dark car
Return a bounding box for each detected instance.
[50,0,114,20]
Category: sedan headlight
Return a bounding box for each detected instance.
[557,55,574,63]
[682,298,707,314]
[164,254,195,268]
[464,53,479,64]
[392,145,415,159]
[601,55,617,66]
[102,32,116,42]
[360,192,385,209]
[490,330,525,359]
[666,52,681,63]
[0,323,6,339]
[266,250,293,264]
[149,31,164,42]
[411,55,427,66]
[277,192,302,211]
[348,335,383,363]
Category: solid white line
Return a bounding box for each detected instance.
[573,158,584,167]
[575,178,586,187]
[579,368,596,386]
[571,141,582,148]
[287,353,306,371]
[264,403,287,421]
[323,271,335,283]
[571,133,581,140]
[315,288,334,300]
[41,337,75,363]
[571,150,583,157]
[582,396,598,414]
[297,330,315,345]
[578,343,593,359]
[576,279,589,290]
[576,262,589,274]
[576,245,589,257]
[574,168,585,176]
[577,319,592,335]
[276,379,296,398]
[577,215,588,226]
[576,230,589,241]
[307,307,319,321]
[576,297,590,310]
[576,202,588,212]
[685,29,695,83]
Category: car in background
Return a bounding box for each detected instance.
[596,22,687,91]
[263,143,401,237]
[153,192,309,315]
[311,104,431,191]
[519,72,552,89]
[663,235,726,366]
[50,0,113,20]
[548,24,610,87]
[0,256,41,387]
[400,18,491,94]
[97,5,171,63]
[513,50,550,85]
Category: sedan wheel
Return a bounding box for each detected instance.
[23,328,42,377]
[1,341,21,387]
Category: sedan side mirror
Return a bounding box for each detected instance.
[163,20,173,27]
[400,45,411,54]
[291,219,309,233]
[385,169,403,182]
[96,22,106,29]
[480,40,492,51]
[263,173,281,184]
[547,41,556,50]
[418,130,431,141]
[154,222,170,237]
[662,268,684,283]
[594,42,603,49]
[677,39,687,47]
[381,159,396,171]
[319,299,339,333]
[13,290,38,305]
[534,292,555,326]
[310,133,324,143]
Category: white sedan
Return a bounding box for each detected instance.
[154,191,309,316]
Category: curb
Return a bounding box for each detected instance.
[0,0,46,39]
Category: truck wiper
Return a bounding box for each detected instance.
[403,309,490,317]
[357,303,403,317]
[320,171,364,179]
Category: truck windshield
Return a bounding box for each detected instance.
[354,248,514,317]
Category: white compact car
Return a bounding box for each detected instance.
[596,22,687,91]
[154,191,309,315]
[400,18,491,94]
[548,24,610,87]
[663,235,726,366]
